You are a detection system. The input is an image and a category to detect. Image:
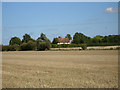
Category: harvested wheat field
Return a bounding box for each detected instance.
[2,50,118,88]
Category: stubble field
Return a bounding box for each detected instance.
[2,50,118,88]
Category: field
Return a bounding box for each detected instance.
[2,50,118,88]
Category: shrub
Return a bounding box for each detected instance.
[110,48,114,50]
[37,41,50,51]
[2,45,9,51]
[2,45,19,51]
[57,44,61,48]
[87,43,120,46]
[51,44,85,48]
[51,44,58,48]
[8,45,20,51]
[81,44,87,50]
[116,47,120,50]
[19,43,27,51]
[20,41,36,51]
[27,41,36,50]
[14,44,20,51]
[8,45,16,51]
[61,44,69,48]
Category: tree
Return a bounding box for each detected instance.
[22,34,35,43]
[101,36,108,43]
[37,33,51,43]
[65,34,72,40]
[37,33,51,50]
[9,37,22,45]
[93,35,104,43]
[27,40,36,50]
[52,38,59,44]
[94,35,103,40]
[73,32,91,44]
[91,38,99,43]
[19,41,36,51]
[19,43,28,51]
[37,41,51,51]
[100,35,120,44]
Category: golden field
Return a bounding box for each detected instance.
[2,50,118,88]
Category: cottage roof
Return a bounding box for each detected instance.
[57,37,70,43]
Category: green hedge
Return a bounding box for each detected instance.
[2,44,19,51]
[51,43,120,48]
[87,43,120,46]
[51,44,87,48]
[2,45,9,51]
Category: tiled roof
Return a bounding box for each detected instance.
[57,37,70,43]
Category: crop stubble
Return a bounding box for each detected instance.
[2,50,118,88]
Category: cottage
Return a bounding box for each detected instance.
[57,36,72,44]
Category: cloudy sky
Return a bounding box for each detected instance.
[2,2,118,45]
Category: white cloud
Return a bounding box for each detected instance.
[105,7,118,13]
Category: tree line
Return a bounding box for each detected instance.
[2,33,51,51]
[2,32,120,51]
[73,32,120,45]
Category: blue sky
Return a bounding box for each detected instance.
[2,2,118,45]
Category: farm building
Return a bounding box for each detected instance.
[57,36,72,44]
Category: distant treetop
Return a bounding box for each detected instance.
[9,37,22,45]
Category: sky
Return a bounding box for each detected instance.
[2,2,118,45]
